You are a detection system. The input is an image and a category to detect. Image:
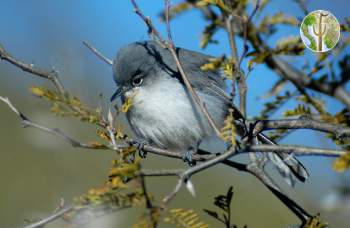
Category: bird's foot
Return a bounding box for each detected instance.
[133,140,149,158]
[183,149,197,167]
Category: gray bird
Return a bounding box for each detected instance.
[111,40,308,185]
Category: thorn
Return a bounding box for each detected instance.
[185,180,196,197]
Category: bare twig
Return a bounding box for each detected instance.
[235,0,261,117]
[0,96,102,150]
[225,14,239,101]
[131,0,166,44]
[160,147,237,208]
[83,41,113,65]
[249,118,350,138]
[139,173,157,228]
[0,44,66,95]
[246,144,347,157]
[23,206,72,228]
[293,0,308,16]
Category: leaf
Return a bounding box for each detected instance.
[203,186,243,227]
[200,56,225,71]
[274,36,304,55]
[164,208,209,228]
[200,21,219,49]
[220,109,237,146]
[283,104,311,117]
[203,209,219,219]
[30,86,102,125]
[30,86,60,101]
[260,79,287,99]
[302,214,328,228]
[259,12,299,34]
[248,51,270,69]
[88,141,109,149]
[259,91,293,119]
[196,0,231,13]
[332,153,350,172]
[158,2,192,21]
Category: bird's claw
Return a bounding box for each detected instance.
[134,140,148,158]
[183,150,196,167]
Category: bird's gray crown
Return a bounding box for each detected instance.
[113,41,176,86]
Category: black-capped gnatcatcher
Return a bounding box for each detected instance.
[111,41,308,185]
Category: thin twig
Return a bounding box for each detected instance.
[0,96,102,150]
[225,14,239,100]
[160,147,237,208]
[131,0,166,44]
[23,206,72,228]
[0,44,66,95]
[83,41,113,65]
[246,144,347,157]
[235,0,261,117]
[249,118,350,138]
[293,0,308,16]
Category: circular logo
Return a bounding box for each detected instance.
[300,10,340,52]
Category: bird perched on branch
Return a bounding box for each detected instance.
[111,40,308,186]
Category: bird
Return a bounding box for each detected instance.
[111,40,309,186]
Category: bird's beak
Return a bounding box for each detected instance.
[110,86,124,101]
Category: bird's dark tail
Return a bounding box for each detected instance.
[258,133,309,185]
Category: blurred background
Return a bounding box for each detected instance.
[0,0,349,227]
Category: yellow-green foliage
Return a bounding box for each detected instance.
[164,208,209,228]
[220,109,237,146]
[196,0,231,13]
[200,56,236,79]
[275,36,304,55]
[332,153,350,172]
[133,208,160,228]
[302,215,328,228]
[259,12,299,33]
[259,91,293,118]
[284,104,311,117]
[247,51,270,70]
[30,86,100,124]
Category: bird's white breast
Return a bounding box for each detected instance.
[125,74,226,153]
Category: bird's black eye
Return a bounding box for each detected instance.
[132,77,143,86]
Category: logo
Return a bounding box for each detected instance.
[300,10,340,52]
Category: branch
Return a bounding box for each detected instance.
[293,0,308,16]
[83,41,113,65]
[249,118,350,139]
[130,0,166,44]
[0,43,66,95]
[24,205,72,228]
[0,96,102,150]
[245,23,350,110]
[246,144,347,157]
[159,147,237,208]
